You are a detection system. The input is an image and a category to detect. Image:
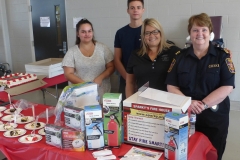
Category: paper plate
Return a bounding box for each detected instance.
[0,113,3,117]
[3,129,27,138]
[1,115,21,122]
[24,122,45,130]
[0,121,3,125]
[0,107,6,112]
[0,123,18,131]
[16,116,35,124]
[38,128,45,136]
[18,134,42,144]
[4,108,22,115]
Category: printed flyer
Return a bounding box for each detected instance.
[120,146,162,160]
[123,103,172,149]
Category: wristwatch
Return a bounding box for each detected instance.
[201,101,208,109]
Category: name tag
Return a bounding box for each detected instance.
[208,64,219,68]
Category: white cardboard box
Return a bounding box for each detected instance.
[123,88,191,150]
[25,58,63,78]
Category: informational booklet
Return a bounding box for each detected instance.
[120,146,162,160]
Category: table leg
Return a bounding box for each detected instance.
[55,84,59,99]
[41,89,46,104]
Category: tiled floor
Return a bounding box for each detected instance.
[0,89,239,160]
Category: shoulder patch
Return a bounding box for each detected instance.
[168,59,176,72]
[175,51,180,55]
[225,58,235,73]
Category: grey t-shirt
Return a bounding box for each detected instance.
[62,42,113,102]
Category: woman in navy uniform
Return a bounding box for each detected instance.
[166,13,235,160]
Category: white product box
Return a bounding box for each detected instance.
[25,58,63,78]
[84,105,104,150]
[165,112,188,160]
[66,82,99,109]
[63,106,85,131]
[123,88,191,150]
[45,124,63,148]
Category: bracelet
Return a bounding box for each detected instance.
[201,101,208,109]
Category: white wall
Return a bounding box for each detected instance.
[0,0,6,63]
[1,0,240,100]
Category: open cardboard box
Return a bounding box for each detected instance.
[25,58,63,78]
[5,75,47,96]
[123,87,191,150]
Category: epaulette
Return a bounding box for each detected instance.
[175,51,180,55]
[222,48,230,54]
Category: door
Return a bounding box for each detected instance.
[30,0,67,61]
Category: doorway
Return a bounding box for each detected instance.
[30,0,68,61]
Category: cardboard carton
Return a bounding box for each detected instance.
[84,105,104,150]
[103,93,122,147]
[45,124,63,148]
[62,128,85,151]
[165,112,188,160]
[123,88,191,150]
[25,58,63,78]
[63,106,85,131]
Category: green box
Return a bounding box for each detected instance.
[103,93,122,147]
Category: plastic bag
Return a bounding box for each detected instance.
[54,82,99,124]
[14,99,37,110]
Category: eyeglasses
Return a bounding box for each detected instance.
[144,30,160,37]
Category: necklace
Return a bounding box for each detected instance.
[79,43,95,57]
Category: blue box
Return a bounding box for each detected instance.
[164,112,188,160]
[84,105,104,150]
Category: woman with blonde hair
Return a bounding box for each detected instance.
[126,18,180,98]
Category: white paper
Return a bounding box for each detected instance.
[120,146,162,160]
[73,17,83,28]
[40,17,50,27]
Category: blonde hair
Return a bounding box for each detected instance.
[188,13,213,34]
[138,18,173,56]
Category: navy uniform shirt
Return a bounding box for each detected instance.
[166,42,235,100]
[114,25,142,69]
[127,45,180,91]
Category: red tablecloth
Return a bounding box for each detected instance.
[41,74,67,89]
[0,91,217,160]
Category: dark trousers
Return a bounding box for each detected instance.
[118,77,126,101]
[196,99,230,160]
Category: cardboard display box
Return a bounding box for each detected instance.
[165,112,188,160]
[123,88,191,150]
[25,58,63,78]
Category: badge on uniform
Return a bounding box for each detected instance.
[168,59,176,72]
[225,58,235,73]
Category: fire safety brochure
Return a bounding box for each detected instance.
[120,146,162,160]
